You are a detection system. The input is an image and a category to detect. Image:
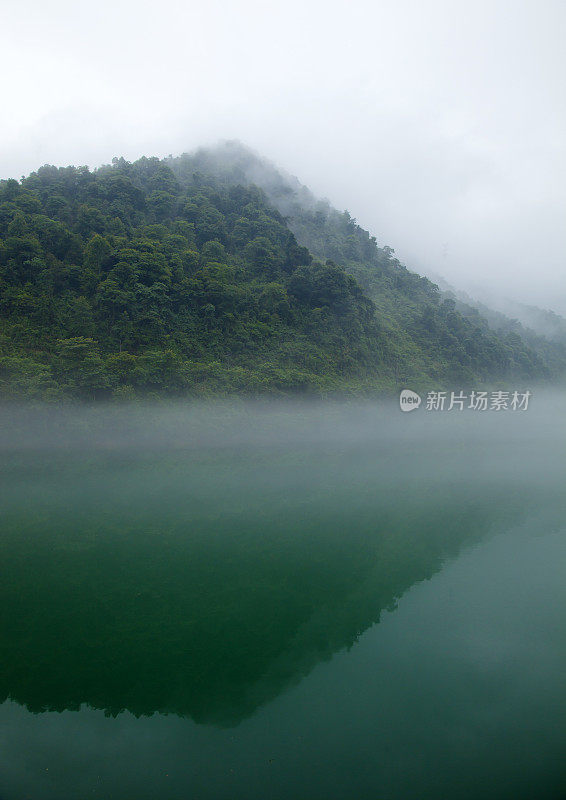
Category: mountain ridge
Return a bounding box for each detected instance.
[0,142,561,399]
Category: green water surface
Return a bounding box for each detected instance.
[0,397,565,799]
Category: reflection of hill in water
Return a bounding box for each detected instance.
[0,407,558,726]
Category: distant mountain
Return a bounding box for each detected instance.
[0,142,562,399]
[463,293,566,346]
[426,272,566,379]
[512,304,566,344]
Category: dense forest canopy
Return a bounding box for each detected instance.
[0,145,562,400]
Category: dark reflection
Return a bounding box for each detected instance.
[0,403,558,726]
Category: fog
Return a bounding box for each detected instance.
[1,0,565,312]
[1,396,565,798]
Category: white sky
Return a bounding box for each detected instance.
[1,0,565,312]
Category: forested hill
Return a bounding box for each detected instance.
[169,142,566,383]
[0,146,560,400]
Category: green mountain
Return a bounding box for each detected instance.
[0,142,560,399]
[423,270,566,377]
[447,291,566,380]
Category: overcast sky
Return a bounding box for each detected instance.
[1,0,564,312]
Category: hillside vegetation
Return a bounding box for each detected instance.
[0,145,558,399]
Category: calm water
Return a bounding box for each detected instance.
[0,397,565,799]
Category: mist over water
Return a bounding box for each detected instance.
[0,394,565,799]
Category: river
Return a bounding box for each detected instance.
[0,395,564,799]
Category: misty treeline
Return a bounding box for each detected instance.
[0,144,561,400]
